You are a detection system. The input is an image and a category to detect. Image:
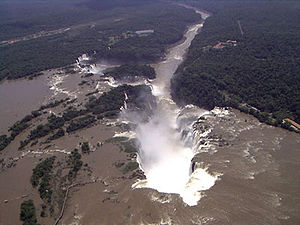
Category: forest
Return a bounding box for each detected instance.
[172,0,300,125]
[104,64,156,81]
[86,84,154,117]
[0,0,200,80]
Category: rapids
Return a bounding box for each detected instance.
[124,8,219,206]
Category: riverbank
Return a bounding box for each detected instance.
[0,2,299,225]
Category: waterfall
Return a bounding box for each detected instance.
[118,7,218,206]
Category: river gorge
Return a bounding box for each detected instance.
[0,5,299,225]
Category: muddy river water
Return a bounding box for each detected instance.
[120,8,300,224]
[0,76,51,134]
[0,6,299,225]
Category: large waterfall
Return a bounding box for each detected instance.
[124,8,219,206]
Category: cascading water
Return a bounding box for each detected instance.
[122,8,219,206]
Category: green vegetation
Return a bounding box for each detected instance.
[86,85,129,115]
[9,111,41,138]
[122,161,139,174]
[66,115,96,133]
[28,115,65,140]
[171,1,300,126]
[39,99,65,110]
[81,142,90,154]
[121,140,138,153]
[62,108,87,121]
[19,139,30,150]
[0,110,41,151]
[40,204,47,218]
[1,100,74,151]
[0,0,200,80]
[4,83,153,151]
[46,128,65,142]
[19,108,87,148]
[106,136,129,144]
[106,136,138,153]
[67,149,83,181]
[85,90,99,96]
[20,200,37,225]
[30,157,56,203]
[105,64,156,81]
[0,135,12,151]
[86,84,155,118]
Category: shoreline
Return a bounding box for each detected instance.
[0,3,300,224]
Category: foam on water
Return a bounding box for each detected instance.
[48,73,77,98]
[132,105,219,206]
[115,7,218,206]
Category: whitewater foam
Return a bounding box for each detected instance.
[118,8,219,206]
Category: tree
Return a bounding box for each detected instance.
[81,142,90,154]
[20,200,37,225]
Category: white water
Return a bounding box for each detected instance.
[130,9,219,206]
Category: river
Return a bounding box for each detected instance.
[127,9,217,206]
[0,5,299,225]
[121,7,300,224]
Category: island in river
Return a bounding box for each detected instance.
[0,1,300,225]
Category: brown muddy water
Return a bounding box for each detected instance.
[0,6,299,225]
[0,60,116,134]
[0,76,51,134]
[56,109,300,225]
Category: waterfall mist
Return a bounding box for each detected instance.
[119,8,218,206]
[129,96,217,206]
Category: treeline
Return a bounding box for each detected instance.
[86,84,154,118]
[18,85,153,149]
[46,129,65,142]
[0,110,41,151]
[19,108,87,149]
[0,0,151,41]
[67,149,83,181]
[104,64,156,81]
[102,3,201,62]
[0,98,70,151]
[0,1,200,80]
[39,99,65,110]
[172,1,300,125]
[27,151,84,219]
[1,83,155,151]
[66,115,96,133]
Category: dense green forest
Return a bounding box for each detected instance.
[0,0,151,41]
[86,84,155,117]
[172,0,300,125]
[0,0,200,80]
[104,64,156,81]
